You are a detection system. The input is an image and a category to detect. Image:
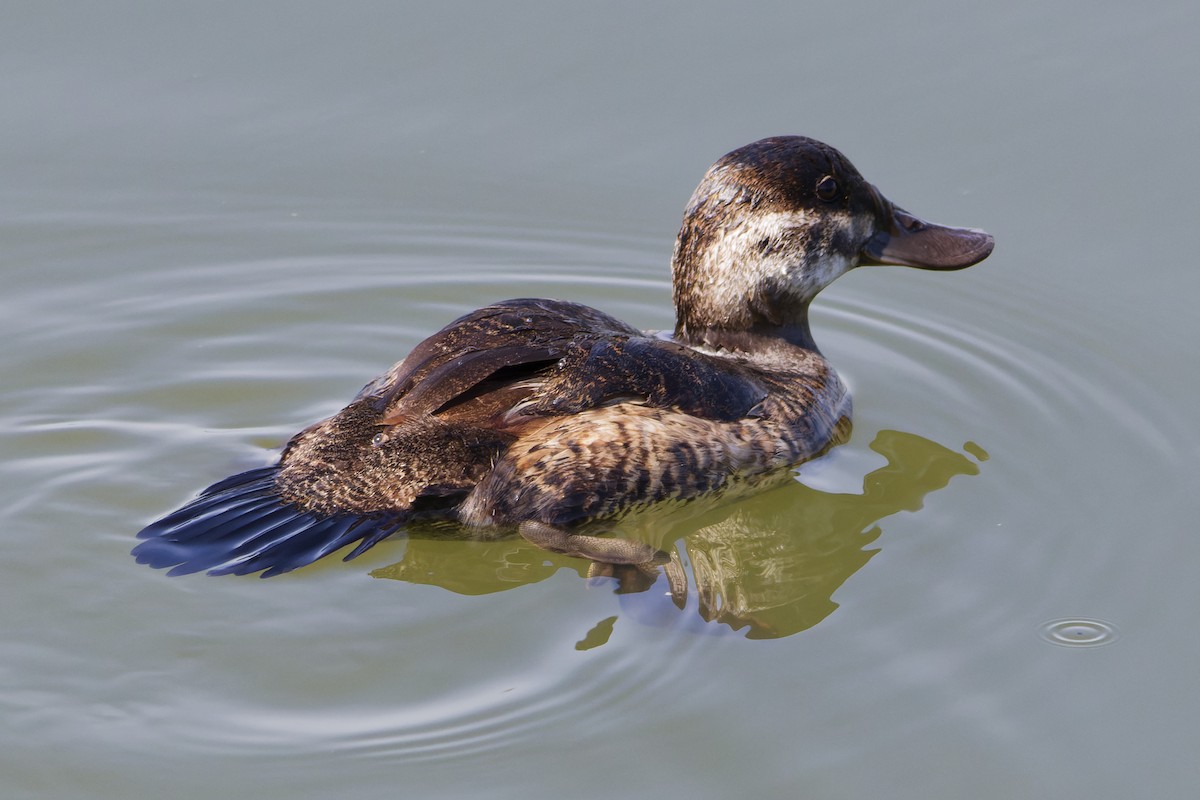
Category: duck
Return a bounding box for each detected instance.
[133,136,994,577]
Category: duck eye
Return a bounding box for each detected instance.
[371,432,387,446]
[816,176,840,202]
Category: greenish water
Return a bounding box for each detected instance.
[4,2,1200,798]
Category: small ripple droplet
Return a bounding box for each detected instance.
[1039,618,1119,647]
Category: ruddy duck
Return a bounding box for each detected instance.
[134,136,993,577]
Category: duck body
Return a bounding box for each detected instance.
[134,136,993,576]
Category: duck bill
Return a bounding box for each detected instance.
[861,198,994,271]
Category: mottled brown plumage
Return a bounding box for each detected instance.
[134,136,993,576]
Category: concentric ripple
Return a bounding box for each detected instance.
[1038,618,1120,647]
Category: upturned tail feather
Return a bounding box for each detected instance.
[132,467,404,578]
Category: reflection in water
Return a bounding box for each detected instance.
[372,430,983,640]
[575,616,619,651]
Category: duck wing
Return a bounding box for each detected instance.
[507,335,768,423]
[368,298,644,421]
[371,297,767,426]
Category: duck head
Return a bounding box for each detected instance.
[671,136,994,351]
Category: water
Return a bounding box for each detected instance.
[5,2,1200,798]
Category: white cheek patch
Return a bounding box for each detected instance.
[799,251,854,296]
[702,208,862,299]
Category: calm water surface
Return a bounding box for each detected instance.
[4,2,1200,799]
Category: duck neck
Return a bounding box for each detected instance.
[675,303,820,356]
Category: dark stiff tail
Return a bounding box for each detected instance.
[132,467,403,577]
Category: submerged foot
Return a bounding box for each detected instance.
[518,520,668,566]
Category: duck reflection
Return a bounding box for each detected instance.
[371,429,983,640]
